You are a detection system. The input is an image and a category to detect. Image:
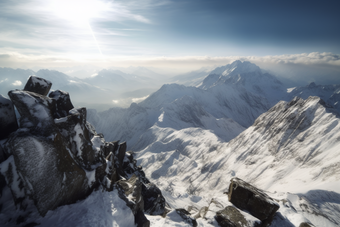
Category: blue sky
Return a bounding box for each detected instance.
[0,0,339,77]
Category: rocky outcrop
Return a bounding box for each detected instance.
[142,183,168,215]
[117,174,150,227]
[0,76,167,226]
[0,95,18,140]
[8,90,57,136]
[23,76,52,96]
[227,178,279,227]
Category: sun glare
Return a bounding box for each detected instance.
[48,0,108,26]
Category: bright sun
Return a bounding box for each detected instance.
[48,0,108,26]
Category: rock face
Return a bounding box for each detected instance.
[0,76,167,226]
[0,95,18,140]
[228,178,280,227]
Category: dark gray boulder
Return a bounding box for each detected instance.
[24,76,52,96]
[2,130,90,216]
[48,90,74,118]
[228,178,279,227]
[8,90,56,136]
[0,95,18,140]
[142,183,168,215]
[215,206,260,227]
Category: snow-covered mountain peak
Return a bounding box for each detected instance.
[199,61,286,106]
[209,60,261,76]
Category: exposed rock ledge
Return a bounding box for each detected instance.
[0,76,169,226]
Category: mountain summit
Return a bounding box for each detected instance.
[199,60,286,106]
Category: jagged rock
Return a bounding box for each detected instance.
[1,130,90,216]
[103,141,119,158]
[117,174,150,227]
[0,95,18,140]
[142,183,168,215]
[228,178,279,227]
[49,90,74,118]
[215,206,260,227]
[121,151,149,183]
[23,76,52,96]
[8,90,56,136]
[117,141,127,165]
[0,76,168,226]
[55,108,104,170]
[175,208,198,227]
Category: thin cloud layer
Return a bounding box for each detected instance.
[1,51,339,86]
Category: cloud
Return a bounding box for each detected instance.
[132,95,149,103]
[1,51,340,86]
[12,80,22,86]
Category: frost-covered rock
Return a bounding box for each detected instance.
[23,76,52,96]
[215,206,260,227]
[2,130,90,216]
[49,90,74,118]
[0,95,18,140]
[8,90,56,136]
[228,178,279,227]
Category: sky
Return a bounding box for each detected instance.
[0,0,340,82]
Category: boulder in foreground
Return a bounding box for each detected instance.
[228,178,279,227]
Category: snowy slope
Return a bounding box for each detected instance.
[85,61,340,226]
[135,96,340,226]
[88,61,285,151]
[88,86,246,151]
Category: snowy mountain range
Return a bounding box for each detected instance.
[86,60,340,226]
[1,60,340,226]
